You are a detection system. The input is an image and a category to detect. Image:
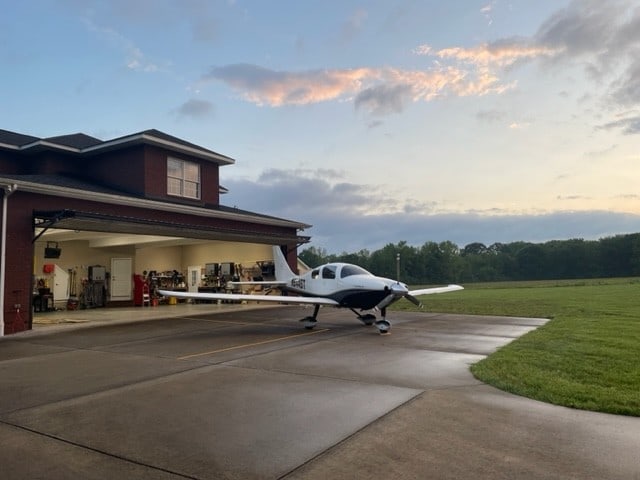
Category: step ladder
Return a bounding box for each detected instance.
[142,284,151,307]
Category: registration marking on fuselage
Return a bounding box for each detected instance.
[177,328,330,360]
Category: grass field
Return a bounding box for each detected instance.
[393,278,640,416]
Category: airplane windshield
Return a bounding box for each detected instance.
[340,265,372,278]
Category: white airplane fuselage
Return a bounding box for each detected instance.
[281,263,408,310]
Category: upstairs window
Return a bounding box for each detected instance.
[167,157,200,199]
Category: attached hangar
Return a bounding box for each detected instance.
[0,128,310,335]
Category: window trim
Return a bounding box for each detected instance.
[167,157,201,200]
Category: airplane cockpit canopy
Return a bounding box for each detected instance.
[322,265,337,279]
[340,265,372,278]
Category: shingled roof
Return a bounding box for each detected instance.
[0,129,40,148]
[44,133,103,149]
[0,128,235,165]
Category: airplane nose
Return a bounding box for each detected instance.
[376,282,410,310]
[389,283,409,295]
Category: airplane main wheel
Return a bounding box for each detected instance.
[300,316,317,330]
[375,320,391,334]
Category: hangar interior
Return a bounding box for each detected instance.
[33,228,277,313]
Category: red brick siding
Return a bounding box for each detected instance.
[88,146,146,195]
[2,192,35,333]
[0,152,19,173]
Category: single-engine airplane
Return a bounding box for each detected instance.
[159,246,463,334]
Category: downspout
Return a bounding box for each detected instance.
[0,184,18,337]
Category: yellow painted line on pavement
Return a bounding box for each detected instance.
[178,328,330,360]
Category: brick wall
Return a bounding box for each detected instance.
[2,191,34,333]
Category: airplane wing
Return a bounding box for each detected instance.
[227,280,287,287]
[408,284,464,296]
[157,289,340,306]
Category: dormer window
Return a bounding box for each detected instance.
[167,157,200,199]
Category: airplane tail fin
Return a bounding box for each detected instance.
[273,246,296,282]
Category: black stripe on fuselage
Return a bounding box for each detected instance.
[282,287,389,310]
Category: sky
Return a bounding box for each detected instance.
[3,0,640,253]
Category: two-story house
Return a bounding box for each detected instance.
[0,128,310,335]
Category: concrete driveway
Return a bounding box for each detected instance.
[1,306,638,479]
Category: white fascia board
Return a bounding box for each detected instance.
[0,143,20,151]
[18,140,81,153]
[82,133,235,166]
[14,134,234,166]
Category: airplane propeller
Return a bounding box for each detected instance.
[375,283,420,310]
[405,293,422,307]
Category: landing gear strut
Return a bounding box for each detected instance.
[350,309,376,326]
[300,304,320,330]
[350,308,391,334]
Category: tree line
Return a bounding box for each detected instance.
[299,233,640,284]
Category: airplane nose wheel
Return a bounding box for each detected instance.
[375,307,391,334]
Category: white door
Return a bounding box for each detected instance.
[187,266,201,293]
[110,258,132,301]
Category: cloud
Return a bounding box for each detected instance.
[476,109,506,123]
[557,195,593,201]
[424,40,560,68]
[222,169,640,252]
[534,0,640,109]
[202,64,374,106]
[610,59,640,107]
[355,83,412,116]
[195,1,640,133]
[584,144,618,157]
[173,99,215,118]
[81,17,162,72]
[197,14,562,115]
[201,61,511,114]
[596,114,640,134]
[225,168,404,218]
[534,0,635,62]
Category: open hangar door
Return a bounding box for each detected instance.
[32,210,305,316]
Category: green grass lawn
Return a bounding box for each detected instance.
[393,278,640,416]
